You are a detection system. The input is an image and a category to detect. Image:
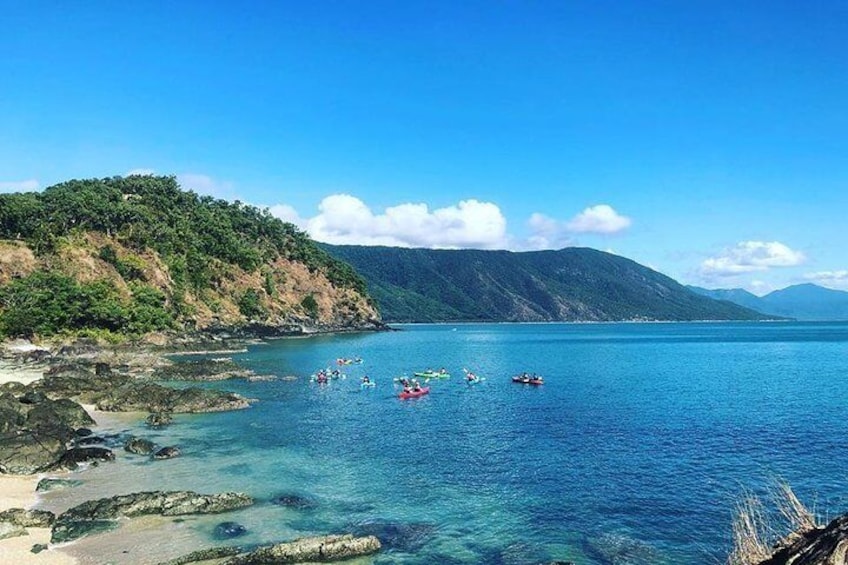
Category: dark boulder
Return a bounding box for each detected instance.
[52,490,254,543]
[20,390,47,405]
[125,437,155,455]
[74,435,105,446]
[49,398,96,428]
[153,446,181,459]
[213,521,247,540]
[0,431,66,474]
[222,534,381,564]
[75,427,94,437]
[55,447,115,470]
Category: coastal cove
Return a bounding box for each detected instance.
[10,321,845,564]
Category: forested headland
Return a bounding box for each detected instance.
[0,175,379,340]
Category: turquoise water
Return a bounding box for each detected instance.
[46,322,848,564]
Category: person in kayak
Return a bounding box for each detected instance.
[362,375,371,384]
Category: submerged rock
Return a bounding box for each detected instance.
[351,520,435,552]
[213,521,247,540]
[584,532,662,565]
[51,490,254,543]
[223,534,381,564]
[271,493,318,510]
[124,436,155,455]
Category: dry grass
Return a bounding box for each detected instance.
[773,480,817,535]
[726,482,821,565]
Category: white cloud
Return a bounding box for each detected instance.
[0,179,40,193]
[700,241,806,278]
[269,194,508,249]
[803,270,848,290]
[566,204,631,234]
[524,213,575,250]
[523,204,630,250]
[125,168,156,176]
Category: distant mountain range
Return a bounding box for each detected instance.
[689,283,848,321]
[323,245,771,323]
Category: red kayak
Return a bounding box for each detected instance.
[399,387,430,399]
[512,376,544,385]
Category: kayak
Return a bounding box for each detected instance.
[512,376,544,385]
[399,387,430,399]
[361,381,376,387]
[414,371,450,379]
[466,377,482,384]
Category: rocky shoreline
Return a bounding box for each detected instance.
[0,333,385,564]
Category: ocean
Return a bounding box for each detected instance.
[41,322,848,564]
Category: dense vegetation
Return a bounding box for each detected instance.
[0,272,173,339]
[324,245,772,322]
[0,175,370,338]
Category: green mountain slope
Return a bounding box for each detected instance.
[0,175,380,339]
[324,245,771,322]
[691,283,848,321]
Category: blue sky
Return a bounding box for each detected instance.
[2,1,847,293]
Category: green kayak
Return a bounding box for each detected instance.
[414,370,450,379]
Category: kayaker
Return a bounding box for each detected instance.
[362,376,370,384]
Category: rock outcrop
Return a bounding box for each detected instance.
[0,390,94,474]
[223,534,381,564]
[124,436,155,455]
[759,514,848,565]
[30,362,250,414]
[52,490,254,543]
[0,508,55,528]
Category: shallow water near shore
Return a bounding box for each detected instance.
[41,322,848,564]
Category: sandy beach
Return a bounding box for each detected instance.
[0,476,78,565]
[0,350,79,565]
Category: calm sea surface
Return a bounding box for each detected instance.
[44,322,848,564]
